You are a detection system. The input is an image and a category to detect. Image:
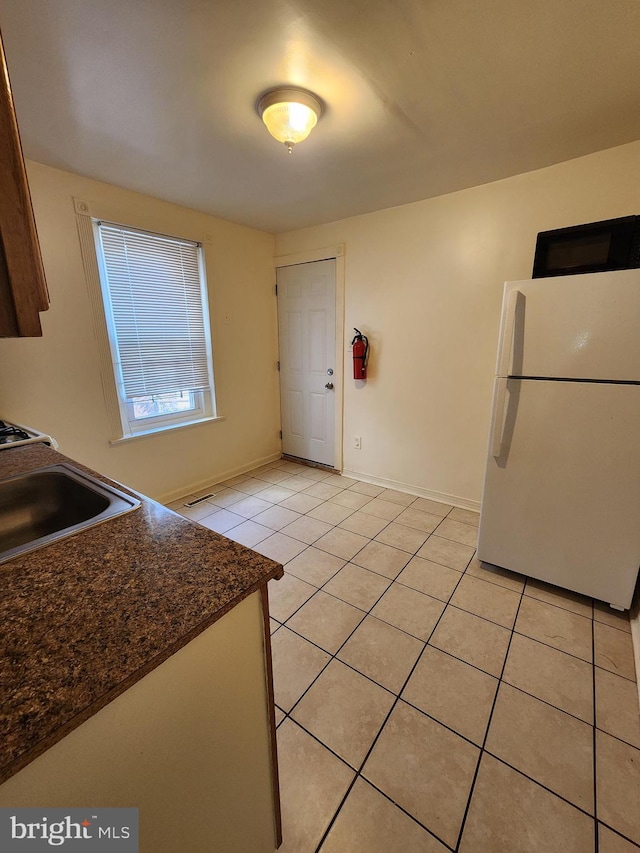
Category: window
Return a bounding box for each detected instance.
[93,221,215,438]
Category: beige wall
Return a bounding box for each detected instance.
[0,162,280,502]
[4,143,640,506]
[275,140,640,507]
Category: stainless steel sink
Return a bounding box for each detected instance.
[0,463,141,564]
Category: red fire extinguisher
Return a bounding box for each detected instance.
[351,328,369,379]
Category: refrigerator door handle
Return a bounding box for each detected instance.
[497,289,522,378]
[490,377,509,458]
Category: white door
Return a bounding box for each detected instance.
[499,270,640,381]
[477,378,640,608]
[277,259,336,466]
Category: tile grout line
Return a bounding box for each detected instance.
[196,480,628,682]
[255,487,388,551]
[452,577,528,851]
[193,471,488,570]
[278,560,455,669]
[318,772,457,853]
[199,467,474,545]
[589,615,634,636]
[274,495,447,613]
[508,627,600,670]
[273,517,470,852]
[224,461,639,849]
[270,507,429,624]
[275,517,476,715]
[283,493,467,586]
[178,468,634,849]
[311,555,475,853]
[284,683,624,850]
[273,555,406,721]
[481,753,599,821]
[510,586,593,620]
[275,578,640,752]
[257,486,392,729]
[281,570,602,676]
[282,718,458,852]
[282,549,419,721]
[595,824,640,851]
[281,606,638,753]
[248,499,531,754]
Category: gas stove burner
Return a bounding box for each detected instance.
[0,421,31,443]
[0,418,57,451]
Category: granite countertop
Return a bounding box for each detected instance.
[0,443,283,785]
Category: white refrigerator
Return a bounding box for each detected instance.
[477,269,640,610]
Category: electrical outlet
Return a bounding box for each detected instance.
[354,436,362,450]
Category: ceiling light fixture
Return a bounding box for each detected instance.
[257,87,323,154]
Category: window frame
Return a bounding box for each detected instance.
[124,389,205,430]
[90,217,217,440]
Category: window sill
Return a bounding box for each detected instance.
[109,415,225,445]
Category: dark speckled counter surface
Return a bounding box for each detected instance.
[0,443,283,785]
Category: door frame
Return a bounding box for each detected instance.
[273,244,345,471]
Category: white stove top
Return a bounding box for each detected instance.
[0,419,58,451]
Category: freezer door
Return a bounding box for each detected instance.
[497,270,640,381]
[477,379,640,608]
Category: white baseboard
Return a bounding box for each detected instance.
[341,469,480,512]
[158,451,282,504]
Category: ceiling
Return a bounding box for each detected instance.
[1,0,640,233]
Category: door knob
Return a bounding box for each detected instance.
[327,368,334,375]
[325,382,334,390]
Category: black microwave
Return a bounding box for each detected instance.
[532,215,640,278]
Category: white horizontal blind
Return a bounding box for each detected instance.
[97,223,210,399]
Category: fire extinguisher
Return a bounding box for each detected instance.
[351,328,369,380]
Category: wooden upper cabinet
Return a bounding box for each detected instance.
[0,30,49,337]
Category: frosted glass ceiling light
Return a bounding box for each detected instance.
[257,87,323,153]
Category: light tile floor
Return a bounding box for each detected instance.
[168,458,640,853]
